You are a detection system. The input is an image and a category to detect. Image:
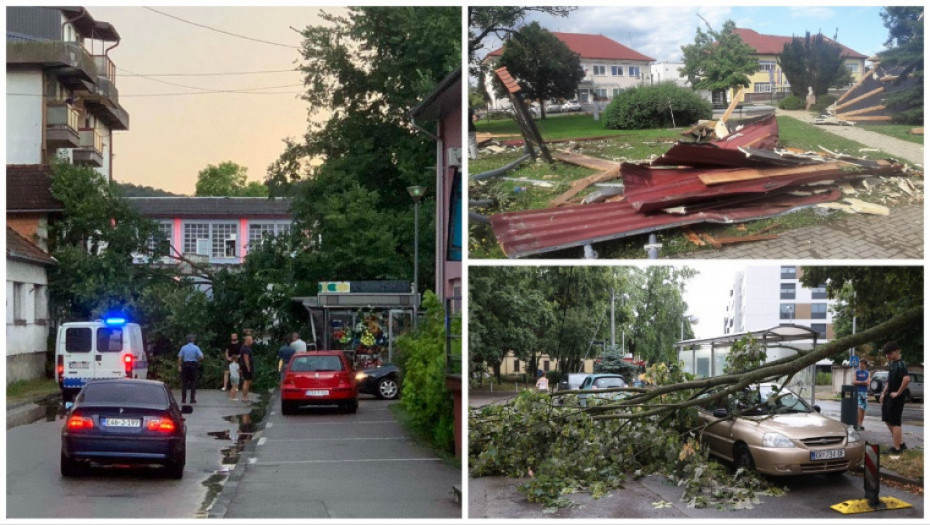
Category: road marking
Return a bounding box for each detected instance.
[274,420,398,425]
[257,437,267,446]
[249,458,257,464]
[265,422,273,428]
[252,458,441,466]
[260,437,409,442]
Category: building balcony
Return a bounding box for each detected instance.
[73,129,104,166]
[7,41,96,89]
[83,56,128,130]
[46,102,81,149]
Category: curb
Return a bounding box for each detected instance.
[6,403,46,430]
[206,391,273,519]
[849,465,923,488]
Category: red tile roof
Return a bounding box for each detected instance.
[6,164,64,213]
[7,226,57,266]
[733,28,867,59]
[487,32,654,62]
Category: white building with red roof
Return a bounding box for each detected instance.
[482,32,655,109]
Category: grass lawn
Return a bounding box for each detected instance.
[470,115,898,259]
[7,377,58,404]
[858,124,924,145]
[881,448,923,481]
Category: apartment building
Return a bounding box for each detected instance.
[732,27,867,103]
[7,6,129,181]
[725,265,834,341]
[482,32,655,109]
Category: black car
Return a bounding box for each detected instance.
[355,364,401,400]
[60,378,192,478]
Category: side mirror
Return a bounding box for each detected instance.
[813,405,821,413]
[181,405,194,414]
[713,407,728,418]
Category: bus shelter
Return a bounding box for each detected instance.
[293,281,420,366]
[674,324,821,406]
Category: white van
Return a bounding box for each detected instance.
[55,318,149,401]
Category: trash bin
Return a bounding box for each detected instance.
[840,385,858,426]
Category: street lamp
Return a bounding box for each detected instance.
[406,185,426,298]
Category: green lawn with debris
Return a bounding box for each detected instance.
[857,124,924,145]
[470,115,916,259]
[7,377,58,404]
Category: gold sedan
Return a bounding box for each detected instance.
[696,384,864,476]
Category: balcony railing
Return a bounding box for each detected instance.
[93,55,116,85]
[46,101,81,148]
[7,41,95,82]
[79,129,104,153]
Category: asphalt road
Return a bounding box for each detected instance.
[218,392,461,519]
[6,388,251,519]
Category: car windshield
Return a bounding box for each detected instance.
[734,386,811,415]
[290,355,343,372]
[80,382,168,406]
[593,377,625,389]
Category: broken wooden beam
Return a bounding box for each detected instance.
[553,150,620,171]
[834,87,885,112]
[712,234,779,245]
[549,165,621,207]
[697,163,842,186]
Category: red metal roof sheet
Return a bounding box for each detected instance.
[733,28,867,59]
[6,164,63,212]
[487,32,655,62]
[490,190,841,258]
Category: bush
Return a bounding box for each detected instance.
[778,95,805,110]
[546,370,563,384]
[603,82,711,130]
[816,371,832,386]
[809,94,839,115]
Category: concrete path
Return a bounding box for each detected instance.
[777,109,924,166]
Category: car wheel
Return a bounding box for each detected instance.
[344,399,358,414]
[377,377,399,400]
[870,379,883,394]
[734,443,755,471]
[60,452,86,477]
[165,453,185,479]
[281,400,296,416]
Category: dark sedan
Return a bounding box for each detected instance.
[356,364,401,400]
[60,379,191,478]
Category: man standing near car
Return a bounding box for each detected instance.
[177,333,204,404]
[239,335,254,403]
[290,331,307,353]
[852,359,870,431]
[222,332,241,392]
[277,336,297,381]
[880,342,910,453]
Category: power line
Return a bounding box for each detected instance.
[7,90,303,98]
[117,64,301,93]
[117,68,298,77]
[143,7,297,49]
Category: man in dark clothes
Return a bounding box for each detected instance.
[239,335,254,403]
[222,332,242,391]
[177,333,204,404]
[879,341,911,453]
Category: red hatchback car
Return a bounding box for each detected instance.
[280,351,358,415]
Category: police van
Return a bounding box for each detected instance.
[55,317,149,401]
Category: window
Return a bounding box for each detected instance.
[249,222,291,249]
[212,223,238,258]
[513,359,520,373]
[81,382,168,405]
[628,66,641,77]
[780,266,796,279]
[183,222,239,258]
[149,221,172,255]
[12,282,24,322]
[811,283,827,299]
[592,65,606,76]
[594,88,608,99]
[183,223,210,255]
[612,88,623,97]
[759,60,776,71]
[543,360,550,372]
[780,282,796,299]
[845,63,859,75]
[447,170,462,261]
[811,323,827,338]
[97,327,124,353]
[65,328,93,353]
[780,304,795,320]
[33,284,47,324]
[755,82,774,93]
[811,303,828,319]
[611,65,623,76]
[697,357,710,377]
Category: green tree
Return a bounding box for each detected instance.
[195,161,268,197]
[468,6,575,57]
[776,31,852,98]
[267,7,460,293]
[114,181,178,197]
[877,6,924,124]
[496,22,584,119]
[680,19,758,102]
[626,266,696,364]
[800,266,922,365]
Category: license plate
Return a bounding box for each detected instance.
[102,418,141,428]
[305,389,329,397]
[70,362,90,369]
[811,449,846,461]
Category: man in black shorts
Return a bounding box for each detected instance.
[239,335,254,403]
[879,341,911,453]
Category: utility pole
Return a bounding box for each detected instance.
[610,288,616,350]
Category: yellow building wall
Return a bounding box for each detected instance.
[741,55,866,96]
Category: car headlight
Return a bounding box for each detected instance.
[355,371,368,381]
[847,426,861,443]
[762,432,796,448]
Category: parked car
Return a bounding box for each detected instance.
[869,370,923,402]
[561,100,582,112]
[356,364,401,400]
[544,102,562,114]
[577,374,628,407]
[280,351,358,415]
[557,373,590,393]
[695,384,863,476]
[60,378,192,478]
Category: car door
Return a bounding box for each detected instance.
[94,325,127,379]
[697,395,738,461]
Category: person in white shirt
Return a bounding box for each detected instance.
[291,332,308,353]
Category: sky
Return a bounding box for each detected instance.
[474,5,890,65]
[85,6,344,195]
[681,261,747,339]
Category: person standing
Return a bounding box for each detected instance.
[227,360,240,401]
[239,335,254,403]
[277,336,297,381]
[851,359,870,431]
[222,333,242,391]
[880,341,911,453]
[177,333,204,404]
[535,372,549,393]
[290,332,307,353]
[468,107,478,160]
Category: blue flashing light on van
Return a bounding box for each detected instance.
[103,317,127,326]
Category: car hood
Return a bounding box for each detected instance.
[741,413,845,438]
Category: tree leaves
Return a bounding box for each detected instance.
[680,20,758,98]
[776,32,852,97]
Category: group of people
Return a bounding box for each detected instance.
[852,341,912,454]
[176,331,257,404]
